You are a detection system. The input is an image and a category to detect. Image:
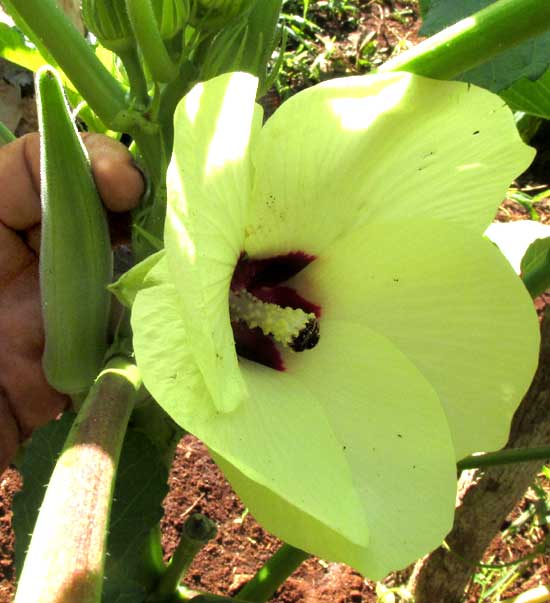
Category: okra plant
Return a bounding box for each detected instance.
[1,0,550,602]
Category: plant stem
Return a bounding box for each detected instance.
[0,121,15,146]
[237,544,310,603]
[2,0,128,126]
[130,127,165,194]
[125,0,178,83]
[380,0,550,81]
[14,356,141,603]
[457,445,550,471]
[119,47,150,109]
[154,514,217,598]
[158,59,198,155]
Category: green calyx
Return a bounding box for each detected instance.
[190,0,256,30]
[152,0,190,40]
[82,0,135,53]
[199,0,282,89]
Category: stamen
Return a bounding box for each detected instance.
[229,289,320,352]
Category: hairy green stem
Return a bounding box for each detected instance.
[0,121,15,146]
[154,514,217,598]
[14,356,141,603]
[237,544,310,603]
[158,59,198,154]
[131,128,165,187]
[125,0,177,83]
[118,47,150,109]
[457,445,550,471]
[380,0,550,80]
[2,0,128,126]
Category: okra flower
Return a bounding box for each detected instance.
[120,72,539,577]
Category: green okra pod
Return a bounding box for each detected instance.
[37,66,113,396]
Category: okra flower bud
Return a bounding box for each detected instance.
[199,0,281,92]
[191,0,256,30]
[82,0,135,53]
[153,0,190,40]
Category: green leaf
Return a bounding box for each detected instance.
[500,68,550,119]
[521,236,550,297]
[109,250,166,308]
[420,0,487,33]
[13,413,75,578]
[0,22,48,72]
[103,428,169,601]
[419,0,550,92]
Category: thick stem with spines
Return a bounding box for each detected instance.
[14,356,141,603]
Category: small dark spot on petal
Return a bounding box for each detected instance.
[397,433,403,438]
[473,130,480,135]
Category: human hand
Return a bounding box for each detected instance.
[0,132,144,474]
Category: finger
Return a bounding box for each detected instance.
[0,132,145,232]
[0,391,20,477]
[0,262,68,437]
[25,223,41,254]
[0,133,41,231]
[1,356,68,440]
[82,132,145,212]
[0,222,35,286]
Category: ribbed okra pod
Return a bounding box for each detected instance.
[37,66,113,396]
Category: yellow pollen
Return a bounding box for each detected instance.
[229,290,319,351]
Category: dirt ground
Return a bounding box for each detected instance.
[1,432,549,603]
[1,2,550,602]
